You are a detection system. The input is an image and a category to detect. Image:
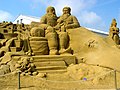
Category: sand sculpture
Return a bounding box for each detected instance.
[30,6,80,55]
[109,18,119,45]
[0,6,120,77]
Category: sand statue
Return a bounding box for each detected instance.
[109,18,119,45]
[56,7,80,30]
[56,7,80,54]
[29,6,58,55]
[39,6,59,55]
[40,6,58,27]
[30,6,80,55]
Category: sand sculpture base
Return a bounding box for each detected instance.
[11,55,76,73]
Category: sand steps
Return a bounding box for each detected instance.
[32,55,76,73]
[12,55,76,73]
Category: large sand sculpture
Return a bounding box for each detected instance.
[0,6,120,90]
[0,6,120,87]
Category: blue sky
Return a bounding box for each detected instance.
[0,0,120,32]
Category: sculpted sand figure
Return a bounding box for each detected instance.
[40,6,59,55]
[109,18,119,45]
[30,6,80,55]
[56,7,80,54]
[30,6,59,55]
[56,7,80,30]
[40,6,58,29]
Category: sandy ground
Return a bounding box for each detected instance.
[68,27,120,72]
[0,63,120,90]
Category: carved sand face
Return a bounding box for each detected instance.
[63,8,69,14]
[112,22,117,27]
[48,8,55,14]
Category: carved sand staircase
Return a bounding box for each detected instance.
[12,55,76,73]
[32,55,76,73]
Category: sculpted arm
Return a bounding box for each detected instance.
[39,15,49,30]
[54,17,64,30]
[65,16,80,29]
[40,15,47,24]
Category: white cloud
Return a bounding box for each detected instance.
[0,10,13,22]
[79,11,101,25]
[78,11,106,31]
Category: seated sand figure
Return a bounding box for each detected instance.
[56,7,80,54]
[56,7,80,30]
[40,6,59,55]
[30,6,58,55]
[109,18,119,45]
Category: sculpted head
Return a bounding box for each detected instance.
[111,18,117,27]
[46,6,56,14]
[62,7,71,15]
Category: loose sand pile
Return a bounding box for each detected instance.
[66,63,112,81]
